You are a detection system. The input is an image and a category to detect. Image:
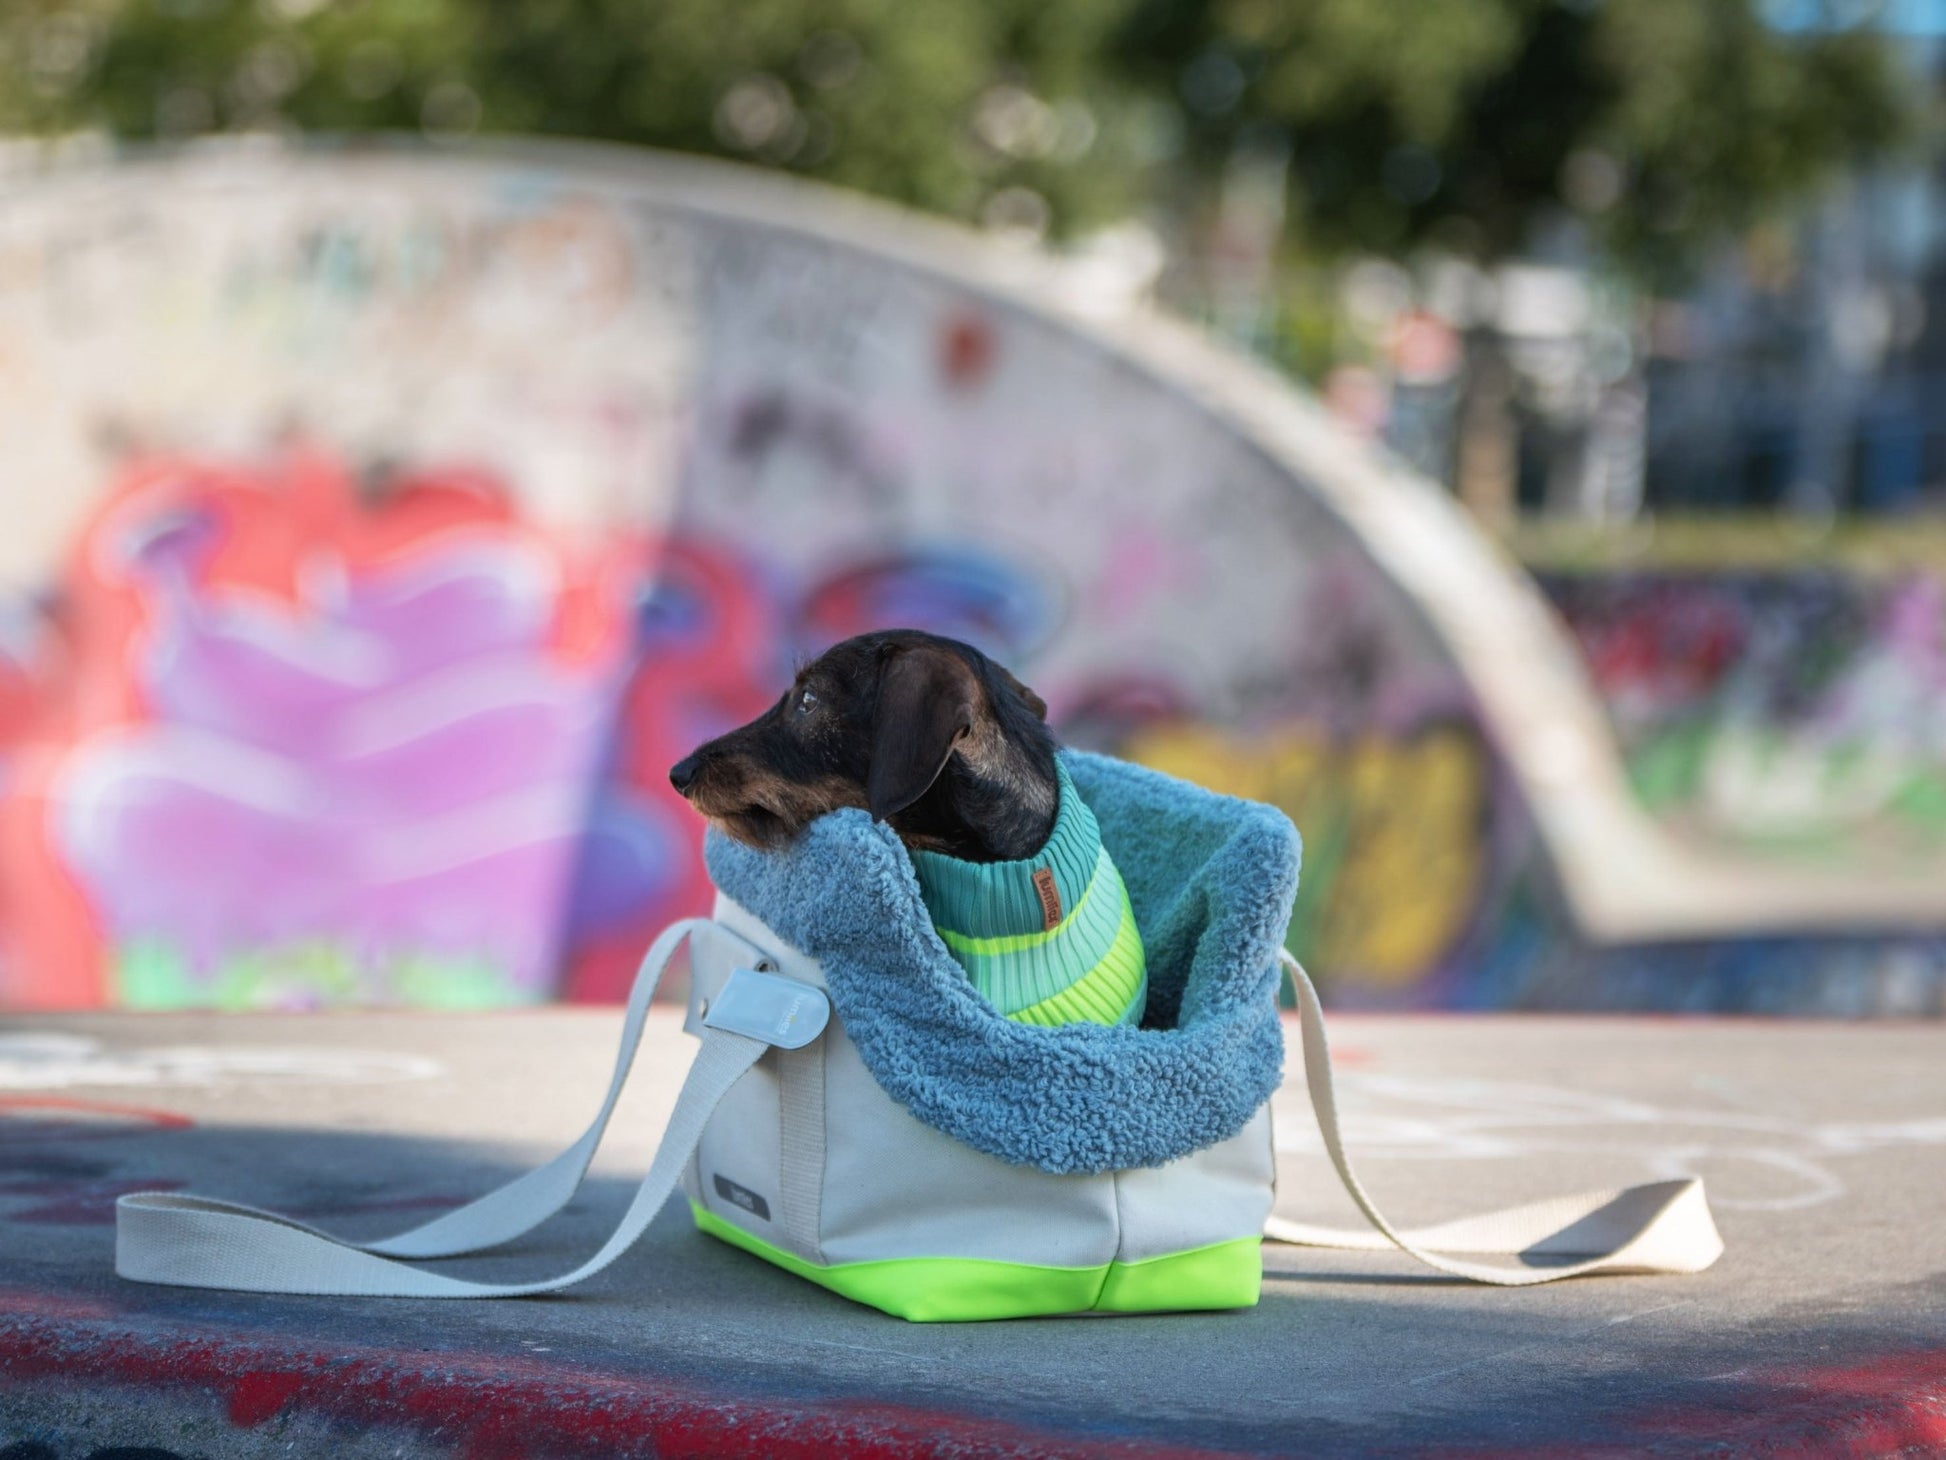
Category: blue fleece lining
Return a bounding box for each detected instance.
[703,750,1301,1176]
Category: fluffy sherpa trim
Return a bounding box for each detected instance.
[702,750,1301,1176]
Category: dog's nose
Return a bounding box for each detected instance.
[669,754,704,795]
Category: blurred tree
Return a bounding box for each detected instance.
[0,0,1150,236]
[1116,0,1915,287]
[0,0,1915,283]
[1110,0,1919,519]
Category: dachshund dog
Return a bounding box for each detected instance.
[673,629,1150,1028]
[669,629,1059,862]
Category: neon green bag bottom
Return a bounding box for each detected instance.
[691,1203,1262,1323]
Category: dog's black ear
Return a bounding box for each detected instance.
[869,646,977,820]
[996,666,1048,721]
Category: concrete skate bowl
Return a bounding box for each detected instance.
[0,139,1939,1014]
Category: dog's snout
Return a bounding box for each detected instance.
[669,753,704,795]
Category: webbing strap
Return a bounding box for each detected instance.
[777,1043,827,1261]
[116,919,765,1297]
[1264,952,1723,1285]
[114,933,1721,1298]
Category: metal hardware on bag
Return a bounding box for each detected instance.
[683,921,781,1040]
[703,967,830,1050]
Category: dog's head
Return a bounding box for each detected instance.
[670,629,1055,857]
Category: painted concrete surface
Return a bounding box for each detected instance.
[1,1008,1942,1457]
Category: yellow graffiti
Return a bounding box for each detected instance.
[1122,724,1485,988]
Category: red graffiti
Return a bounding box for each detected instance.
[560,537,781,1001]
[1,440,1183,1013]
[0,448,646,1010]
[938,310,998,390]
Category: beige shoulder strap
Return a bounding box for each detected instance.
[115,935,1720,1298]
[115,918,777,1297]
[1266,952,1723,1285]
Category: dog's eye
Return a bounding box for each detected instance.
[796,687,818,715]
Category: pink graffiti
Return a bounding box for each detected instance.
[0,449,645,1008]
[560,538,782,1002]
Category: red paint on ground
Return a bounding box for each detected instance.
[0,1094,194,1141]
[7,1303,1941,1456]
[0,1313,1236,1460]
[1444,1348,1946,1459]
[1636,1350,1946,1458]
[228,1368,306,1427]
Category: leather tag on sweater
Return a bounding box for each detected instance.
[1032,867,1062,930]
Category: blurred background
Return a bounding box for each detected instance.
[1,0,1942,1015]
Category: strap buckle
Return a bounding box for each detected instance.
[703,967,830,1050]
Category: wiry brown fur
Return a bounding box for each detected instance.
[688,771,868,852]
[670,630,1060,863]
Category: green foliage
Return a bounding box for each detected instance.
[0,0,1150,236]
[0,0,1919,280]
[1116,0,1918,285]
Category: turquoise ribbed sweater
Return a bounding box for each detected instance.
[908,763,1147,1027]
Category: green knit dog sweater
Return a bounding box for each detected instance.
[908,762,1148,1027]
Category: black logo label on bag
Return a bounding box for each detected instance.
[713,1173,772,1221]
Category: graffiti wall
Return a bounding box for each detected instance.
[0,452,646,1008]
[0,146,1521,1011]
[1,145,1938,1015]
[1537,570,1946,861]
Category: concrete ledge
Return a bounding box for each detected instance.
[2,1009,1943,1456]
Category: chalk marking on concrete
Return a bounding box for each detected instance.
[0,1033,441,1090]
[1272,1072,1946,1213]
[1641,1144,1846,1211]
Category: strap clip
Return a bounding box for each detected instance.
[703,968,830,1050]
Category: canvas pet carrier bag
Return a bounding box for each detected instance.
[116,754,1723,1318]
